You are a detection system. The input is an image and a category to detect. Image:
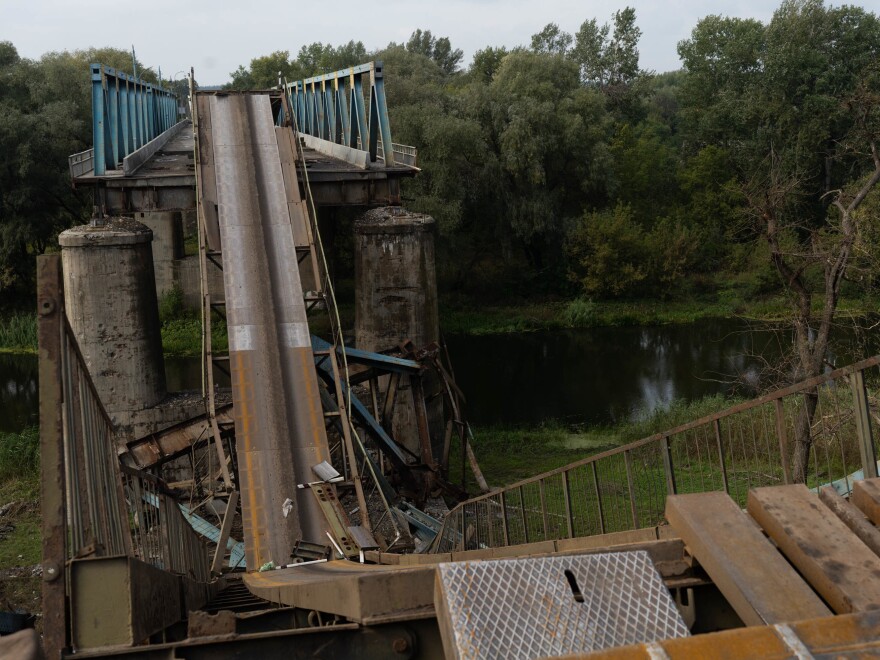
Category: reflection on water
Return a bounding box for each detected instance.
[0,354,39,433]
[1,318,877,433]
[443,318,878,427]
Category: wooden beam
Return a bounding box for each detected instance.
[748,484,880,614]
[818,486,880,558]
[666,491,829,626]
[852,478,880,525]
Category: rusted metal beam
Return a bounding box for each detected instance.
[583,610,880,659]
[243,561,435,623]
[37,255,68,659]
[211,491,240,575]
[70,556,183,649]
[126,404,234,468]
[850,370,878,479]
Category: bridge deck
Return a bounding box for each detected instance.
[72,122,416,212]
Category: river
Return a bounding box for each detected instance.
[2,318,876,433]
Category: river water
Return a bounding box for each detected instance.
[2,318,876,433]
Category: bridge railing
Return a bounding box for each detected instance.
[431,356,880,553]
[120,465,210,581]
[38,256,211,655]
[90,63,178,175]
[284,61,415,167]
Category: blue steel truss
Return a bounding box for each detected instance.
[91,63,178,175]
[284,61,397,166]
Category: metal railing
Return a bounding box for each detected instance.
[431,356,880,553]
[91,63,178,175]
[61,320,131,558]
[121,466,210,581]
[59,315,211,577]
[285,61,409,167]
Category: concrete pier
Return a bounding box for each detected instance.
[136,211,184,299]
[354,207,440,459]
[59,218,167,432]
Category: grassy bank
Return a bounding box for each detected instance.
[0,427,41,563]
[441,293,880,336]
[1,291,877,356]
[454,395,737,492]
[0,313,37,354]
[0,427,41,619]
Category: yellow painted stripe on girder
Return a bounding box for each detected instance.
[234,351,263,568]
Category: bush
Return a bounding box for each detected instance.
[562,297,597,327]
[158,284,186,322]
[565,204,649,298]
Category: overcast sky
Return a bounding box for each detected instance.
[2,0,878,86]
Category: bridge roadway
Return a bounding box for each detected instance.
[196,92,332,569]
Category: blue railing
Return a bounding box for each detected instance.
[91,63,178,175]
[284,61,409,167]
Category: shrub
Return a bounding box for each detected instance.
[158,284,186,322]
[0,314,37,352]
[562,297,597,327]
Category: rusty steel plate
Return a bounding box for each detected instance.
[435,551,689,660]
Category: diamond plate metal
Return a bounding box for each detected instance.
[435,551,689,659]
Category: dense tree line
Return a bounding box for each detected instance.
[0,45,160,304]
[0,0,878,334]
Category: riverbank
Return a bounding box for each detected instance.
[0,427,41,620]
[441,293,880,336]
[455,395,735,492]
[2,292,877,357]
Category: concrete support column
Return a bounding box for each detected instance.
[59,218,167,432]
[136,210,183,299]
[354,207,440,459]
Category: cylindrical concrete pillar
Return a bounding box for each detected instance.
[59,218,167,424]
[354,207,440,460]
[354,207,439,352]
[136,210,183,299]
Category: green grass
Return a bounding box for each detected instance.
[452,395,739,494]
[0,314,37,354]
[161,317,228,357]
[443,384,872,550]
[0,427,39,484]
[439,293,880,336]
[0,428,41,570]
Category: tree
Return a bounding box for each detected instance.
[469,46,508,84]
[485,51,611,267]
[0,44,148,305]
[571,8,651,118]
[227,42,369,90]
[679,0,880,481]
[405,30,463,74]
[530,23,572,56]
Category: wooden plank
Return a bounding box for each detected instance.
[666,491,830,626]
[748,484,880,613]
[818,486,880,557]
[852,477,880,525]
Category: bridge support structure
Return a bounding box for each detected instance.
[59,220,167,428]
[136,210,184,299]
[354,207,441,459]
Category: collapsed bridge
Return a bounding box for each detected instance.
[27,60,880,659]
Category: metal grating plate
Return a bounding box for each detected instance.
[435,551,689,659]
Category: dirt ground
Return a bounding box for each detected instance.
[0,498,42,633]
